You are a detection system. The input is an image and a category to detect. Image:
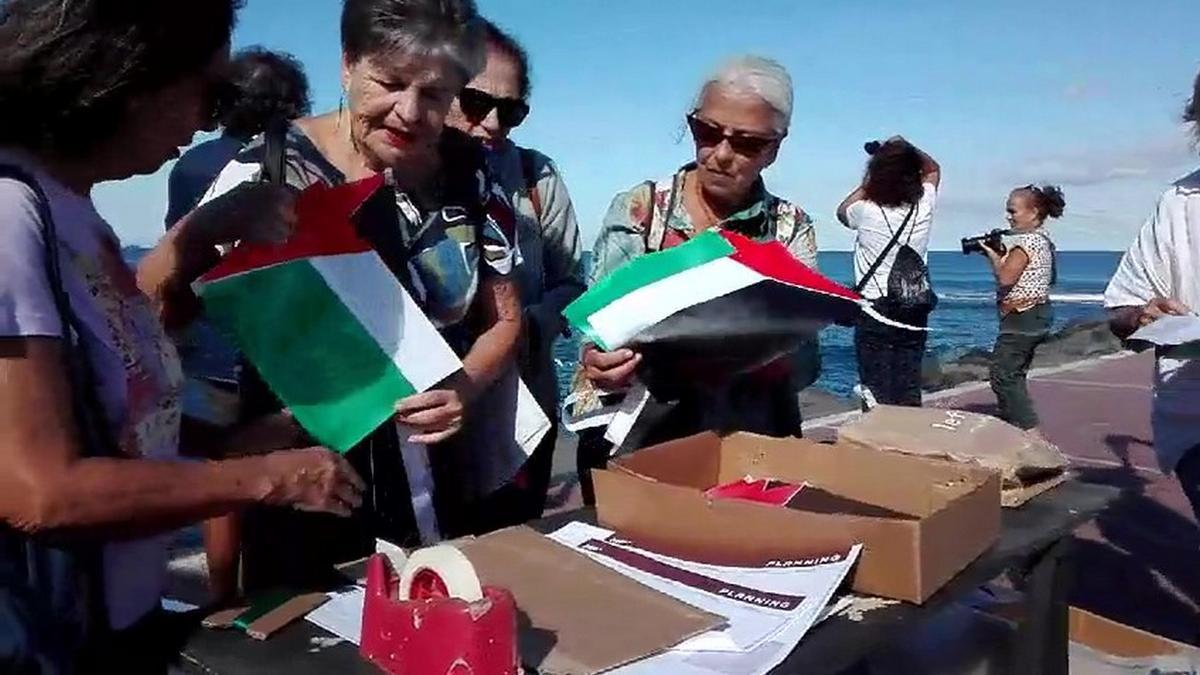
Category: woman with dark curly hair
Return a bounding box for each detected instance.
[0,1,362,671]
[838,136,941,406]
[980,184,1066,433]
[165,47,312,227]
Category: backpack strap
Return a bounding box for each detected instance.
[259,118,289,186]
[518,147,543,225]
[854,201,917,295]
[0,166,119,460]
[0,164,115,635]
[643,180,671,252]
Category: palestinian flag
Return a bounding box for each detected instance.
[565,230,911,390]
[194,175,462,452]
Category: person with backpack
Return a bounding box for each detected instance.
[979,184,1065,433]
[838,137,941,407]
[575,56,819,504]
[444,19,584,528]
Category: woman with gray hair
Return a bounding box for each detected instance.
[574,55,819,504]
[157,0,524,596]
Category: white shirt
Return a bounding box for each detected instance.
[1104,168,1200,473]
[847,182,938,300]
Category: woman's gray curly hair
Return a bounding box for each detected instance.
[341,0,486,86]
[694,55,794,135]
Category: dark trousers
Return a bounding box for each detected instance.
[855,301,930,407]
[466,419,558,534]
[1175,444,1200,523]
[989,303,1053,430]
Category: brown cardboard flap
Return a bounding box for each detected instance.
[614,431,724,488]
[244,593,330,641]
[202,606,250,629]
[460,526,722,675]
[595,465,858,568]
[719,434,988,517]
[1070,608,1189,658]
[597,433,1000,603]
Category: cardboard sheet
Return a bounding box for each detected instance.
[458,526,723,674]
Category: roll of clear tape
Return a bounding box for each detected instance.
[397,545,484,603]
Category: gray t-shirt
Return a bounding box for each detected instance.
[0,151,183,630]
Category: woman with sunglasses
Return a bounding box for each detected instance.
[574,55,819,504]
[185,0,524,595]
[979,184,1066,434]
[444,20,584,529]
[0,1,364,671]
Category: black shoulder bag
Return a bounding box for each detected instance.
[0,165,119,674]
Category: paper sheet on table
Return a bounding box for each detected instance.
[1129,314,1200,348]
[305,586,366,645]
[548,522,861,656]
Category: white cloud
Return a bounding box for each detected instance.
[1005,131,1194,188]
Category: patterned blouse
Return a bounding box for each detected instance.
[590,163,819,285]
[573,164,820,437]
[202,125,517,355]
[1000,230,1055,310]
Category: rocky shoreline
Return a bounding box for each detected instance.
[920,318,1124,392]
[797,318,1126,418]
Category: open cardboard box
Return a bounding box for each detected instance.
[593,432,1001,603]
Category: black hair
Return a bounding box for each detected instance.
[480,18,531,100]
[221,47,312,139]
[0,0,241,156]
[1017,184,1066,220]
[863,140,925,208]
[340,0,485,84]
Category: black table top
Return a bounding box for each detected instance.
[178,480,1120,675]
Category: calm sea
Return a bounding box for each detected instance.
[125,247,1122,399]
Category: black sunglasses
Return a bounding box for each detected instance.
[458,87,530,128]
[686,112,783,157]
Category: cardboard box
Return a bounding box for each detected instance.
[593,432,1001,603]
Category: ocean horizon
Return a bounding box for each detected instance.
[123,247,1123,399]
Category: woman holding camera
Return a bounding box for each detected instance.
[980,184,1065,432]
[838,137,940,407]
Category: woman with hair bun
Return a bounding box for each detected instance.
[980,184,1066,432]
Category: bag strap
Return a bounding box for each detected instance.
[643,180,672,252]
[0,165,119,460]
[518,147,543,225]
[854,201,917,295]
[259,118,289,186]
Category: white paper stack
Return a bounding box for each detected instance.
[547,522,861,675]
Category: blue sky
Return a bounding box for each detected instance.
[94,0,1199,251]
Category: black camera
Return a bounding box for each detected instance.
[864,140,883,155]
[961,229,1009,256]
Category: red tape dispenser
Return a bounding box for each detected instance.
[360,545,519,675]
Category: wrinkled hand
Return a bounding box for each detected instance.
[191,182,297,247]
[395,389,465,444]
[978,242,1004,266]
[1138,297,1190,326]
[260,447,365,517]
[582,344,642,390]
